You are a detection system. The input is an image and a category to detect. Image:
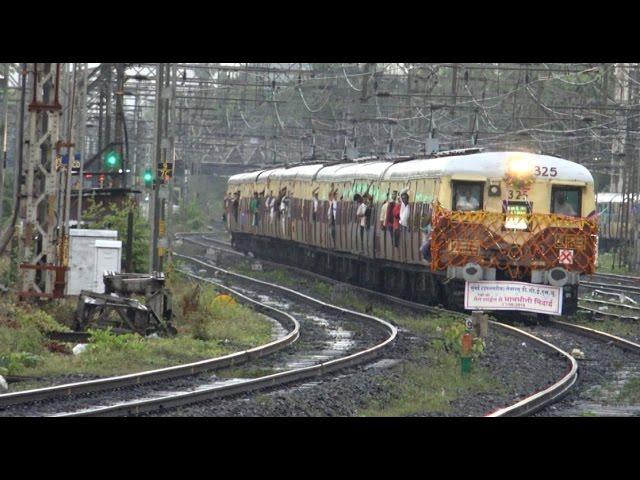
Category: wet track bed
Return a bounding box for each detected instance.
[0,261,387,417]
[168,239,570,417]
[152,322,568,417]
[516,324,640,417]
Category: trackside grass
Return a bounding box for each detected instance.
[0,269,274,387]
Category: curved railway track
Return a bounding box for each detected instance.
[178,233,640,416]
[0,271,300,415]
[53,255,397,417]
[0,253,398,417]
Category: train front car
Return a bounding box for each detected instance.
[430,151,598,316]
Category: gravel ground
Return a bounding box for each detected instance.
[520,324,640,417]
[145,320,568,417]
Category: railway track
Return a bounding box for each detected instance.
[179,233,640,416]
[0,254,397,417]
[6,232,635,417]
[0,271,300,415]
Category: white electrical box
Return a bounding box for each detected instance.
[67,229,122,295]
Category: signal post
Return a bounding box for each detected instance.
[150,63,176,273]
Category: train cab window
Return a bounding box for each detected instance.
[551,187,581,217]
[452,182,484,212]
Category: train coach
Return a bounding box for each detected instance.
[595,192,639,250]
[225,149,598,316]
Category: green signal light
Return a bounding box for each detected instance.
[105,151,119,168]
[143,169,154,186]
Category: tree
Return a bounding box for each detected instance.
[83,198,150,272]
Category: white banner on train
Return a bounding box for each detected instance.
[464,281,563,315]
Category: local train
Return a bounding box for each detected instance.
[225,149,598,316]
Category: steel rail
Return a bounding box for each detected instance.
[0,273,300,409]
[549,319,640,352]
[588,272,640,284]
[581,281,640,294]
[54,253,398,417]
[176,237,582,417]
[578,304,639,321]
[579,298,640,311]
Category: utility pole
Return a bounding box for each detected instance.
[1,63,9,224]
[114,63,125,188]
[151,63,176,273]
[75,63,88,227]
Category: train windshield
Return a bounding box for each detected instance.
[452,182,483,211]
[551,186,581,217]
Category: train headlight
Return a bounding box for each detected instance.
[547,267,569,287]
[506,153,534,178]
[462,262,483,282]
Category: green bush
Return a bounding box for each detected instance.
[440,322,485,358]
[87,328,146,353]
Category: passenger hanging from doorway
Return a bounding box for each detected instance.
[222,192,231,225]
[266,190,275,229]
[312,188,319,222]
[273,188,283,232]
[250,192,260,227]
[232,191,240,224]
[328,189,337,248]
[364,194,372,253]
[355,194,366,252]
[379,192,390,230]
[420,211,433,263]
[399,189,411,250]
[387,190,398,246]
[455,186,480,211]
[280,189,290,236]
[392,192,402,248]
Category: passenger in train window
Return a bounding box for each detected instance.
[553,191,577,217]
[455,186,480,211]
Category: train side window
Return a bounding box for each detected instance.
[452,182,483,211]
[551,187,581,217]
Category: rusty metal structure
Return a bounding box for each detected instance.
[19,63,67,298]
[75,272,174,335]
